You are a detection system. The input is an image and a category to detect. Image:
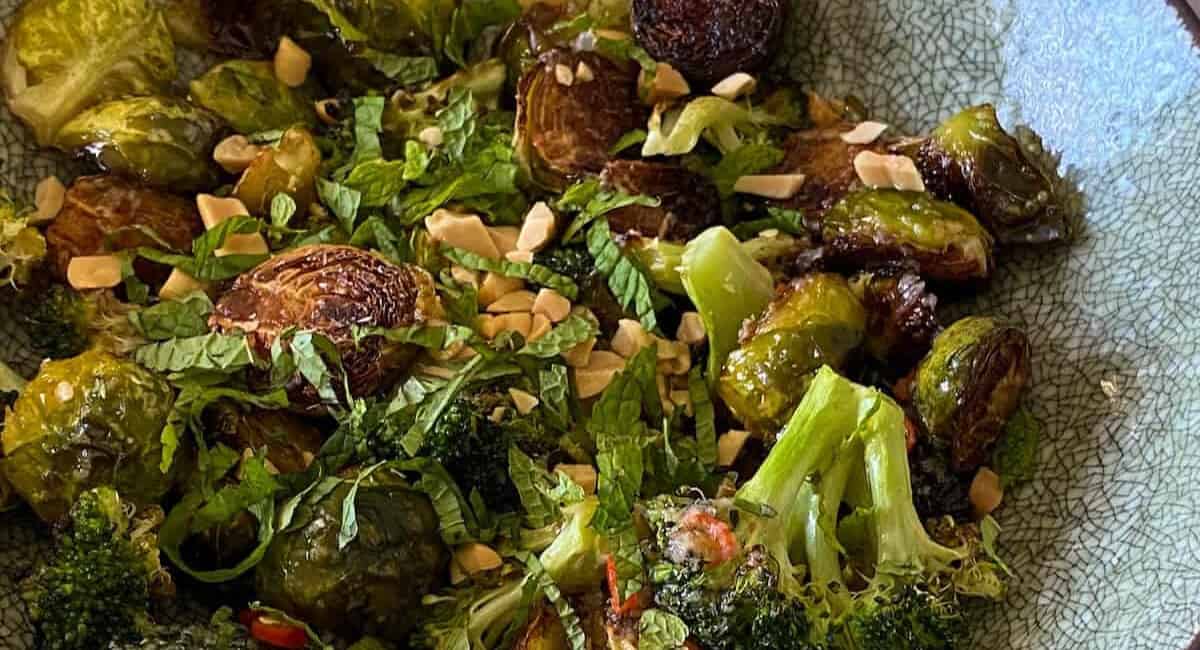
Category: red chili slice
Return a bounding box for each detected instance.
[245,612,308,649]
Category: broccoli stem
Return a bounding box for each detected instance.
[800,441,860,615]
[468,579,526,648]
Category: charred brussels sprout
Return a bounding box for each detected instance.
[1,0,177,145]
[850,267,941,372]
[210,245,440,411]
[56,96,226,191]
[233,126,322,216]
[499,3,567,94]
[0,349,177,522]
[718,273,866,432]
[189,60,318,134]
[918,104,1071,244]
[913,316,1031,471]
[46,175,204,284]
[822,189,994,283]
[516,49,646,191]
[255,464,449,642]
[631,0,787,84]
[773,125,890,229]
[601,160,721,242]
[160,0,275,55]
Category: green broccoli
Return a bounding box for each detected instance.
[421,384,559,512]
[410,578,527,649]
[22,486,171,650]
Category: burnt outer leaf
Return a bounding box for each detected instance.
[601,160,721,242]
[499,2,567,95]
[631,0,787,84]
[913,316,1031,471]
[851,267,941,371]
[164,0,276,56]
[772,125,888,234]
[46,174,204,284]
[210,245,440,410]
[516,49,647,191]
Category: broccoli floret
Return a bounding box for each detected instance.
[16,283,91,359]
[22,487,170,650]
[840,583,965,650]
[410,578,526,649]
[535,245,595,287]
[421,384,558,512]
[539,496,607,593]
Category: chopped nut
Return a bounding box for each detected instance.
[594,28,629,41]
[641,62,690,104]
[611,319,653,357]
[656,373,670,403]
[589,350,627,371]
[969,467,1004,517]
[733,174,807,199]
[67,255,123,290]
[213,135,262,174]
[487,290,537,313]
[419,126,444,147]
[477,314,499,338]
[575,350,626,398]
[657,339,689,362]
[506,250,534,264]
[717,430,753,467]
[840,121,889,145]
[563,337,596,367]
[670,389,693,413]
[676,311,706,345]
[555,63,575,86]
[759,228,780,239]
[490,406,508,422]
[493,312,533,339]
[477,272,524,305]
[575,61,595,83]
[159,269,207,301]
[417,364,457,380]
[853,151,926,192]
[532,289,572,322]
[517,201,557,252]
[315,99,341,125]
[197,194,251,230]
[508,388,540,415]
[454,543,504,578]
[658,349,692,376]
[529,313,552,341]
[274,36,312,87]
[554,464,598,495]
[33,176,65,224]
[488,226,520,256]
[450,265,479,287]
[216,233,269,257]
[711,72,757,100]
[426,209,501,259]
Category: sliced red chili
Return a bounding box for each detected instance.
[676,509,740,566]
[247,613,308,649]
[605,555,643,616]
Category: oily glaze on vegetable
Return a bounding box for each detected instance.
[601,160,721,242]
[631,0,787,84]
[772,125,890,231]
[0,349,178,522]
[189,60,319,135]
[233,126,323,216]
[912,316,1031,471]
[209,245,440,410]
[850,267,941,371]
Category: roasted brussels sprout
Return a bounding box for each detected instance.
[718,273,866,432]
[210,245,440,411]
[255,463,448,642]
[516,49,646,191]
[189,60,318,134]
[0,349,178,522]
[1,0,177,145]
[46,175,204,284]
[56,96,226,191]
[499,3,567,95]
[772,125,889,230]
[600,160,721,241]
[822,189,994,282]
[631,0,787,84]
[850,267,941,371]
[912,316,1031,471]
[233,126,322,216]
[917,104,1071,244]
[160,0,274,55]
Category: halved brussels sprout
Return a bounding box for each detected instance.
[56,96,227,191]
[189,60,319,135]
[718,273,866,432]
[917,104,1071,244]
[850,267,941,371]
[631,0,787,84]
[0,349,178,522]
[600,160,720,242]
[772,125,890,227]
[46,175,204,284]
[1,0,177,145]
[516,49,646,191]
[499,3,567,95]
[255,463,448,642]
[912,316,1031,471]
[822,189,994,282]
[233,126,322,216]
[210,245,441,411]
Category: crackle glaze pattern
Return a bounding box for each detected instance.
[3,0,1200,648]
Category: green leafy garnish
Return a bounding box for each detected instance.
[587,219,659,331]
